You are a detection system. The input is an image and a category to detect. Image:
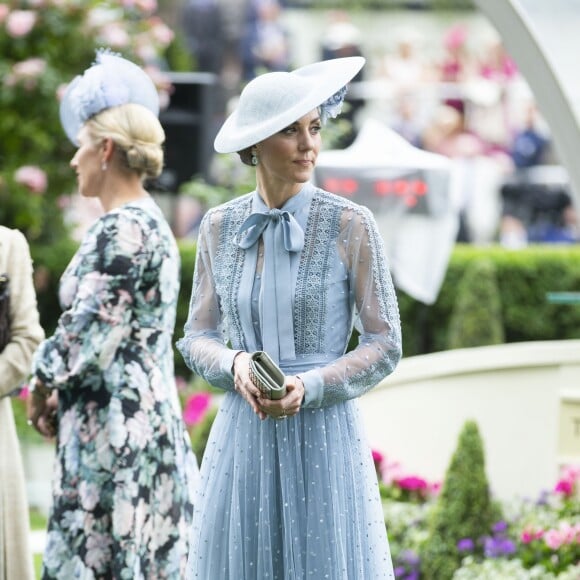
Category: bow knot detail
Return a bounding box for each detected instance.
[234,208,304,363]
[236,210,304,252]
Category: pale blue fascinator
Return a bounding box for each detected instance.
[214,56,365,154]
[59,49,159,145]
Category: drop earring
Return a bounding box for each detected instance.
[101,161,108,172]
[251,152,258,166]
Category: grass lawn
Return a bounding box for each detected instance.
[30,508,47,579]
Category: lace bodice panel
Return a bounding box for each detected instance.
[177,184,402,407]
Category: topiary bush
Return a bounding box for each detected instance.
[447,257,504,349]
[420,420,502,579]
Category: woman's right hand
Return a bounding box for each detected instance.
[232,352,267,420]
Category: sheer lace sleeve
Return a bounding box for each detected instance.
[176,212,238,391]
[301,205,402,408]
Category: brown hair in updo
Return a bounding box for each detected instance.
[86,103,165,179]
[238,147,255,167]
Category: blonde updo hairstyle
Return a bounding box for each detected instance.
[86,103,165,179]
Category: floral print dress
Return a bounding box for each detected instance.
[32,197,198,579]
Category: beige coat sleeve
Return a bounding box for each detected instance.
[0,227,45,396]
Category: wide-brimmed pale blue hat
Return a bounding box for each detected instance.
[214,56,365,154]
[60,49,159,146]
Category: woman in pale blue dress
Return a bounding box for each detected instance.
[178,56,402,579]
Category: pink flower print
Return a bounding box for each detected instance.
[6,10,37,37]
[183,392,212,426]
[85,532,113,570]
[14,165,47,194]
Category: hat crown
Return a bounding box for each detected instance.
[214,56,365,154]
[237,72,309,130]
[60,49,159,145]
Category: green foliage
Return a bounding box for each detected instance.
[420,420,501,579]
[399,244,580,357]
[447,258,504,349]
[0,0,175,243]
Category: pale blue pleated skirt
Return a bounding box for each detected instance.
[186,392,394,579]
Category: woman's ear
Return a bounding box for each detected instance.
[101,137,115,162]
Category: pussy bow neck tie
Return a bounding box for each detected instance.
[236,209,304,363]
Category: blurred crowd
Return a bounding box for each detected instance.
[174,3,579,246]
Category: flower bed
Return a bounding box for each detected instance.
[375,452,580,579]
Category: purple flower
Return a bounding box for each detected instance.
[457,538,475,552]
[399,550,420,567]
[492,520,508,534]
[484,536,517,558]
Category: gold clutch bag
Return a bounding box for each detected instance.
[249,351,287,400]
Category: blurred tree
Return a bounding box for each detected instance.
[0,0,177,243]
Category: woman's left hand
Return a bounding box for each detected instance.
[27,380,58,438]
[259,375,305,420]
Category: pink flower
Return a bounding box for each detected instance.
[5,58,47,89]
[0,4,10,24]
[19,384,30,401]
[13,58,46,78]
[554,479,574,497]
[175,376,188,392]
[428,481,442,497]
[98,23,130,48]
[14,165,47,194]
[122,0,158,12]
[372,449,384,465]
[395,476,428,492]
[521,528,544,544]
[148,17,174,46]
[183,392,212,426]
[6,10,37,38]
[544,528,565,550]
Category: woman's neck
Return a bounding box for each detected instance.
[256,175,302,209]
[99,174,149,213]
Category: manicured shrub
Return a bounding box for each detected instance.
[447,257,504,349]
[420,420,502,579]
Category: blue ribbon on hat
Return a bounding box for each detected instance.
[236,209,304,363]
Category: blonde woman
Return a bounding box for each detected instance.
[28,51,198,578]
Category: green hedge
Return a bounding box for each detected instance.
[398,244,580,357]
[30,242,580,377]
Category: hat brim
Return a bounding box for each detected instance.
[60,52,159,146]
[214,56,365,154]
